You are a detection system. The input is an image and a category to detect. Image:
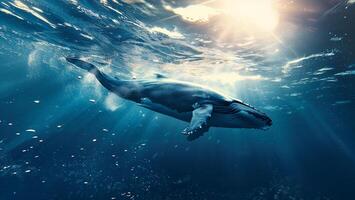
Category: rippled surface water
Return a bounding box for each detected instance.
[0,0,354,199]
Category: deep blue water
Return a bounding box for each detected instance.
[0,0,355,199]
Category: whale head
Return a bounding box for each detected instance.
[228,100,272,129]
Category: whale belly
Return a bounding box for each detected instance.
[139,98,191,122]
[209,113,253,128]
[210,110,266,128]
[209,113,239,128]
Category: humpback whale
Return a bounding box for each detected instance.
[66,57,272,140]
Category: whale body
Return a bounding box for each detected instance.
[66,57,272,140]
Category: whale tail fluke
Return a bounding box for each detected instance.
[66,57,119,92]
[66,57,98,74]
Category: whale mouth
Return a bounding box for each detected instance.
[261,126,270,130]
[247,110,272,129]
[260,118,272,130]
[245,110,272,125]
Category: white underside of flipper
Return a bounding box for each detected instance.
[182,103,213,141]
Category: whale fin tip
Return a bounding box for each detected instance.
[66,57,97,73]
[155,73,168,79]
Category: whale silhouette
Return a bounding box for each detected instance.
[66,57,272,140]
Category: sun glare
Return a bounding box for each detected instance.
[220,0,279,32]
[164,0,280,33]
[164,4,220,23]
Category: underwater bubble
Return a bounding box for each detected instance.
[330,37,342,41]
[290,93,302,97]
[332,100,352,106]
[335,70,355,76]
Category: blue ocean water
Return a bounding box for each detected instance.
[0,0,354,199]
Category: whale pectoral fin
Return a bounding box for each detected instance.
[182,104,213,141]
